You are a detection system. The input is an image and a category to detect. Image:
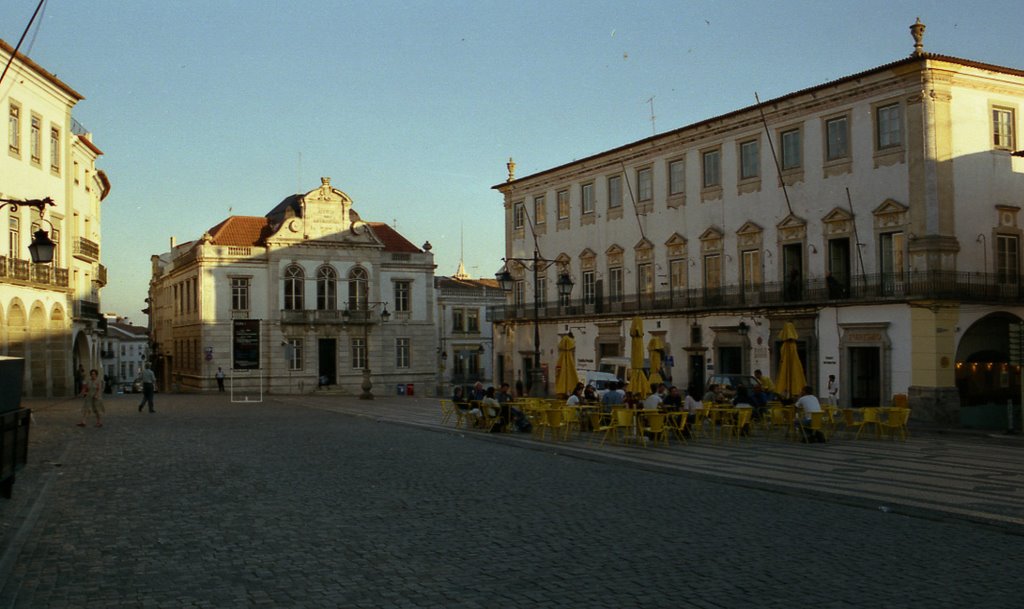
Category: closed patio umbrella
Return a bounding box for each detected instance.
[775,321,807,399]
[647,335,665,387]
[628,317,650,395]
[554,333,579,397]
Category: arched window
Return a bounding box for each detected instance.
[283,265,304,310]
[348,267,368,310]
[316,266,337,310]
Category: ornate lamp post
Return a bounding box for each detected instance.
[496,251,574,396]
[343,301,390,399]
[0,197,56,263]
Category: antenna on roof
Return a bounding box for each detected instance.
[297,151,302,194]
[646,96,656,135]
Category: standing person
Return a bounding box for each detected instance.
[138,363,157,413]
[78,369,104,428]
[827,374,840,407]
[215,367,226,392]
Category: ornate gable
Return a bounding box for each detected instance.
[776,214,807,242]
[872,198,909,229]
[665,232,688,258]
[822,207,854,236]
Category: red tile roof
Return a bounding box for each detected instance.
[368,222,422,253]
[207,216,271,247]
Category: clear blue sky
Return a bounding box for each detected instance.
[2,0,1021,320]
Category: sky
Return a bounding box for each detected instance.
[1,0,1021,320]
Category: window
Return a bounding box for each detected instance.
[287,338,303,370]
[50,228,60,266]
[608,175,622,209]
[533,195,546,224]
[702,149,721,187]
[993,107,1016,151]
[780,129,801,170]
[467,308,479,333]
[608,266,623,302]
[669,259,686,297]
[29,114,41,164]
[876,103,902,149]
[316,266,337,310]
[668,159,685,195]
[231,277,250,311]
[396,338,411,368]
[513,201,525,229]
[283,265,304,310]
[352,337,366,368]
[513,280,525,307]
[393,280,410,312]
[452,308,465,332]
[997,235,1019,284]
[637,262,653,300]
[637,168,653,201]
[581,183,595,214]
[8,217,19,259]
[740,139,759,179]
[582,270,595,305]
[879,232,905,281]
[741,250,761,291]
[50,126,60,173]
[703,254,722,292]
[826,116,849,161]
[536,273,548,306]
[348,267,367,310]
[557,189,569,219]
[8,103,19,155]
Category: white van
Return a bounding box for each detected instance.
[581,370,620,398]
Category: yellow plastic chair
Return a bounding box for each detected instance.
[766,405,794,439]
[690,407,712,440]
[439,399,455,426]
[640,411,669,447]
[850,408,882,439]
[588,410,611,444]
[540,407,573,440]
[879,408,911,441]
[666,411,689,444]
[601,408,635,446]
[451,403,471,429]
[720,408,752,443]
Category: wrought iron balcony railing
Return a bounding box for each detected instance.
[489,271,1022,323]
[73,237,100,262]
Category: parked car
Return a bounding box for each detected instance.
[581,370,620,398]
[705,373,760,395]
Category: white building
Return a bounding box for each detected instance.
[100,318,149,391]
[434,264,504,396]
[148,177,436,397]
[492,22,1024,424]
[0,38,109,397]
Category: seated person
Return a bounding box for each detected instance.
[702,383,718,404]
[661,386,683,411]
[749,384,769,420]
[795,385,826,443]
[602,381,626,411]
[732,384,752,408]
[643,384,667,409]
[583,384,598,403]
[566,385,583,406]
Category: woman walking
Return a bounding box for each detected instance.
[78,369,105,428]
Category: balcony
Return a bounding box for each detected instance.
[489,271,1024,323]
[0,256,69,288]
[74,299,100,320]
[279,309,348,325]
[73,237,100,262]
[96,264,107,287]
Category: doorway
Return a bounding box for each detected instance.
[689,354,705,395]
[318,338,336,386]
[783,243,804,301]
[848,346,881,407]
[718,346,742,375]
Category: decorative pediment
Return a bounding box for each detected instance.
[605,244,624,256]
[606,243,624,266]
[995,204,1020,229]
[633,237,654,251]
[665,233,688,258]
[579,247,597,259]
[579,247,597,270]
[699,227,723,254]
[872,198,908,229]
[736,221,763,248]
[776,214,807,242]
[555,252,572,270]
[265,177,380,247]
[822,207,854,236]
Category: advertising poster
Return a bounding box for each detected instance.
[232,319,260,370]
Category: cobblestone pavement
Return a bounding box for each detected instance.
[0,392,1020,608]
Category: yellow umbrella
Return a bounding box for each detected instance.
[647,335,664,386]
[775,322,807,398]
[628,317,650,395]
[554,333,579,397]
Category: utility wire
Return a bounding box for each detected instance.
[0,0,49,92]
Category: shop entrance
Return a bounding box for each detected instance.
[318,338,336,386]
[848,346,881,407]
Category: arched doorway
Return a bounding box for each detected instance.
[955,312,1021,408]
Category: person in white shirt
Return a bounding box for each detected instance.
[795,385,825,443]
[827,374,840,406]
[566,384,583,406]
[643,384,666,409]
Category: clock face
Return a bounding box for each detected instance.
[288,219,300,233]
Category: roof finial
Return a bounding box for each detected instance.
[506,157,516,182]
[910,17,926,57]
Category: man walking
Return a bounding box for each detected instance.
[215,367,226,392]
[138,363,157,413]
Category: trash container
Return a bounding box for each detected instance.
[406,383,414,396]
[396,384,405,396]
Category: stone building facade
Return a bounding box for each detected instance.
[492,23,1024,423]
[148,178,436,397]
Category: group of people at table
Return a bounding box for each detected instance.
[452,370,836,442]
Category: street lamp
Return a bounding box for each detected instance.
[0,196,56,263]
[496,250,574,397]
[343,301,390,399]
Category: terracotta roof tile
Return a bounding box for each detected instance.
[208,216,271,247]
[367,222,421,253]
